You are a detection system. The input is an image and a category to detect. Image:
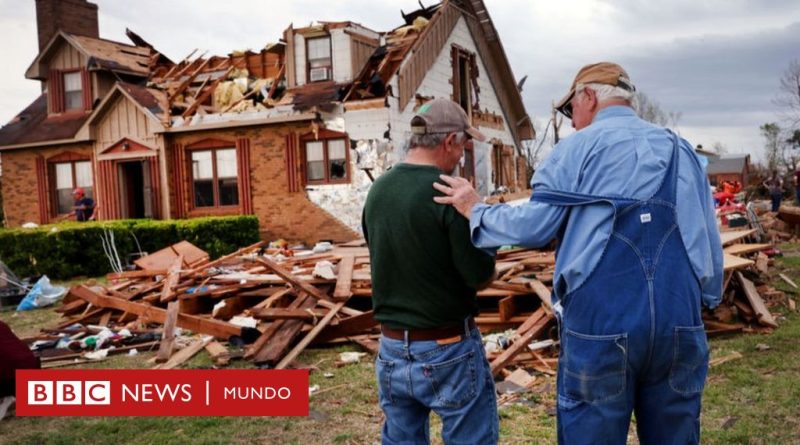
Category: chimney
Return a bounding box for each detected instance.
[35,0,99,51]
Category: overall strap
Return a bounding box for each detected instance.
[651,130,681,203]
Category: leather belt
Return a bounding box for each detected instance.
[381,318,476,342]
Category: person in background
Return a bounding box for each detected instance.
[433,62,722,444]
[763,172,784,212]
[794,168,800,206]
[69,187,95,222]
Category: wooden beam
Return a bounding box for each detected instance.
[333,255,355,299]
[313,310,378,344]
[252,294,318,364]
[106,269,167,281]
[153,337,212,370]
[735,272,778,328]
[70,286,242,339]
[490,308,552,376]
[159,255,184,302]
[190,240,263,274]
[181,66,234,118]
[275,301,347,369]
[156,301,180,363]
[498,296,517,322]
[252,308,329,320]
[245,292,312,360]
[256,257,333,301]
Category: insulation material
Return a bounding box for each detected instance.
[213,81,244,109]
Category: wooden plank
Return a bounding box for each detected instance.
[275,301,347,369]
[719,229,756,246]
[735,272,778,328]
[160,255,184,302]
[526,279,554,314]
[333,255,355,299]
[205,341,231,366]
[723,253,754,271]
[256,257,333,301]
[252,308,329,320]
[245,292,312,360]
[490,309,552,376]
[779,273,799,289]
[70,286,242,339]
[153,337,212,370]
[723,243,771,256]
[252,294,318,364]
[313,310,378,344]
[106,269,167,281]
[498,296,517,322]
[97,311,112,328]
[156,301,180,363]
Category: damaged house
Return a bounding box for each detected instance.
[0,0,534,243]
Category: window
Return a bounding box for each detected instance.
[63,71,83,111]
[304,137,349,184]
[455,142,475,185]
[451,46,479,114]
[191,148,239,208]
[53,160,93,214]
[307,37,332,82]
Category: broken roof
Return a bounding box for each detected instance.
[26,31,155,80]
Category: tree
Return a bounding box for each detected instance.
[774,59,800,129]
[761,122,782,172]
[633,91,682,130]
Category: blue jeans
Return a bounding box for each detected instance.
[375,325,498,445]
[771,191,782,212]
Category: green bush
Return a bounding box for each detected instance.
[0,216,260,279]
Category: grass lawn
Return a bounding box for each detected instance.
[1,251,798,444]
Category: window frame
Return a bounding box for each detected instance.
[306,35,333,83]
[300,130,351,185]
[186,143,240,210]
[47,154,94,218]
[62,69,84,111]
[451,45,479,115]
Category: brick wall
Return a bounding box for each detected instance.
[169,124,359,245]
[1,143,94,226]
[36,0,99,50]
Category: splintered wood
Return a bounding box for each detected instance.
[43,223,789,376]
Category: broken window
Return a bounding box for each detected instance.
[492,143,516,190]
[191,148,239,208]
[63,71,83,111]
[451,45,479,114]
[52,160,93,214]
[454,142,475,186]
[303,137,349,185]
[307,36,332,82]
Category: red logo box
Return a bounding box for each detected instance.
[16,369,309,417]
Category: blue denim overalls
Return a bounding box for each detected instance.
[532,133,709,444]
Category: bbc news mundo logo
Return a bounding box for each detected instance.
[28,381,111,405]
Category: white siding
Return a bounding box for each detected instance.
[387,17,519,194]
[294,34,306,87]
[331,29,352,82]
[343,107,390,141]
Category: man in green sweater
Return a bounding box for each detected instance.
[362,98,498,444]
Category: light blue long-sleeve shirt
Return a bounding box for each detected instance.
[469,106,723,308]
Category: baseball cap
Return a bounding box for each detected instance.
[411,98,486,142]
[554,62,636,118]
[72,187,85,196]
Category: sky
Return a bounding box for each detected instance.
[0,0,798,162]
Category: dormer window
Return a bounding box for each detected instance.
[307,37,332,82]
[63,71,83,110]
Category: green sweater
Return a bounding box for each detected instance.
[362,163,496,329]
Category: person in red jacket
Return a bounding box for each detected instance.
[0,321,40,420]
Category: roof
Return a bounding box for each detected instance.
[118,82,165,117]
[277,81,348,112]
[0,95,89,150]
[707,155,750,175]
[26,31,153,80]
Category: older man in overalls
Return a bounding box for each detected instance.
[434,62,723,444]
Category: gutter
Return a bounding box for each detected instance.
[158,112,319,134]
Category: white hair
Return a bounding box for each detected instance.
[577,82,634,104]
[406,131,468,151]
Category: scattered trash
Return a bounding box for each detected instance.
[755,343,771,351]
[313,261,336,280]
[323,372,334,378]
[309,384,320,395]
[16,276,67,311]
[338,352,368,364]
[229,316,258,329]
[84,348,110,360]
